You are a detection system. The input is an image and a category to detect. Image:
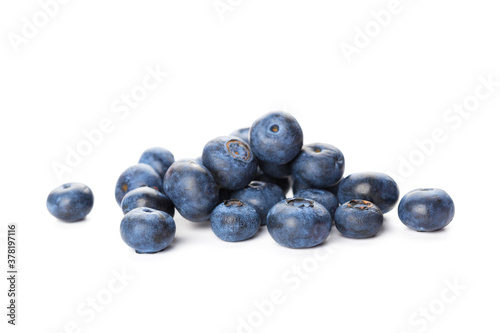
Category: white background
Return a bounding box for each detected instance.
[1,1,499,332]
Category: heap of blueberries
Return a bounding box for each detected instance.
[47,112,455,253]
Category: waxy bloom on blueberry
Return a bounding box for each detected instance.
[294,188,339,219]
[249,111,303,164]
[202,136,258,190]
[210,199,260,242]
[120,207,176,253]
[47,182,94,222]
[121,186,174,217]
[291,143,345,189]
[115,164,162,206]
[338,172,399,214]
[267,198,332,249]
[334,200,383,239]
[398,188,455,232]
[163,159,219,222]
[232,181,285,225]
[138,147,175,177]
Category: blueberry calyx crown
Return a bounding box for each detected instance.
[248,181,265,189]
[224,199,245,207]
[286,198,314,208]
[226,140,251,162]
[270,124,279,133]
[347,199,374,210]
[312,146,322,153]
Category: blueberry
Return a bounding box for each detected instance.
[291,143,345,188]
[398,188,455,232]
[46,182,94,222]
[258,160,291,179]
[334,200,383,238]
[210,199,260,242]
[232,181,286,225]
[121,186,175,217]
[115,164,162,206]
[254,171,291,195]
[267,198,332,249]
[294,188,339,219]
[338,172,399,214]
[120,207,176,253]
[202,136,258,190]
[138,147,175,177]
[249,111,303,164]
[229,127,250,144]
[163,159,219,222]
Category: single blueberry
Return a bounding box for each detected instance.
[291,143,345,188]
[398,188,455,232]
[229,127,250,144]
[138,147,175,177]
[202,136,258,190]
[334,200,383,238]
[232,181,286,225]
[267,198,332,249]
[121,186,175,217]
[294,188,339,219]
[249,111,303,164]
[120,207,176,253]
[210,199,260,242]
[115,164,162,206]
[47,182,94,222]
[258,160,291,179]
[163,159,219,222]
[338,172,399,214]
